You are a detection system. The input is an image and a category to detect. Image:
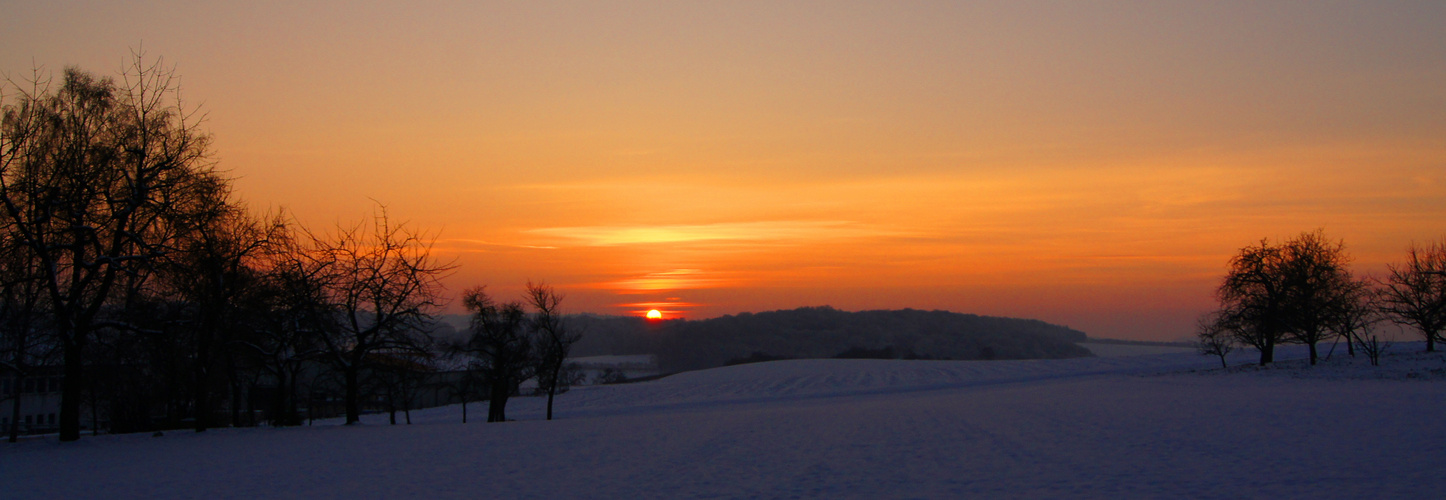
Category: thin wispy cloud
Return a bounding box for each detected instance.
[527,220,905,247]
[600,269,730,293]
[614,298,703,317]
[432,238,558,252]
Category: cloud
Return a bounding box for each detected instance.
[527,220,902,246]
[431,238,557,253]
[614,299,704,317]
[599,269,729,293]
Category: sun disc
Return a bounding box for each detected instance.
[646,309,663,319]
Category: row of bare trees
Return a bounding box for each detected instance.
[1199,230,1446,368]
[1,58,581,442]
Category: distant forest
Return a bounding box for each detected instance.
[565,306,1093,373]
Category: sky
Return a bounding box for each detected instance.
[3,1,1444,340]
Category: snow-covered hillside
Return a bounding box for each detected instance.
[4,346,1443,499]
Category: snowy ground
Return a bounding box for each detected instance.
[4,345,1444,499]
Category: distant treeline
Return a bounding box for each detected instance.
[566,306,1092,373]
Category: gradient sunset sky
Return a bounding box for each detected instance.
[4,1,1443,340]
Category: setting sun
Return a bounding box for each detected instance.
[646,309,663,320]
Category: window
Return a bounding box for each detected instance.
[50,377,61,393]
[2,377,10,394]
[48,413,56,425]
[23,378,34,393]
[24,415,32,426]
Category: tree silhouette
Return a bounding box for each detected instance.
[313,206,450,425]
[526,282,581,421]
[161,183,279,432]
[456,287,532,423]
[1378,239,1446,352]
[1195,312,1234,369]
[1,56,219,440]
[1213,230,1362,365]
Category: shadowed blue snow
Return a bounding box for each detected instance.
[4,346,1444,499]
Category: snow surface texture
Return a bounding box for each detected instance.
[4,345,1444,499]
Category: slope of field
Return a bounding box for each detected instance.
[4,346,1443,499]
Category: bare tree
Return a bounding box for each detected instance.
[0,227,52,442]
[457,287,532,423]
[233,219,328,427]
[1326,283,1380,359]
[1277,231,1360,365]
[1,55,218,441]
[1354,323,1389,367]
[1195,312,1234,369]
[1215,238,1290,365]
[161,182,279,432]
[1212,230,1360,366]
[370,349,433,425]
[0,75,51,437]
[526,281,582,421]
[445,354,485,424]
[312,206,451,425]
[1377,239,1446,352]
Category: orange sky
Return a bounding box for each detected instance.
[4,1,1444,340]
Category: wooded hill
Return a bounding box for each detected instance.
[567,306,1093,373]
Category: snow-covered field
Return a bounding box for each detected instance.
[4,345,1444,499]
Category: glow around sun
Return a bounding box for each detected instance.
[646,309,663,320]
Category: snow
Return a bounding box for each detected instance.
[4,345,1444,499]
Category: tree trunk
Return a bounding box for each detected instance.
[1428,333,1436,353]
[287,369,301,426]
[1307,341,1318,366]
[8,373,23,442]
[243,381,254,426]
[272,370,287,426]
[228,357,243,428]
[546,388,555,421]
[8,310,30,442]
[194,308,218,432]
[59,337,84,442]
[545,365,560,421]
[487,379,509,423]
[89,379,100,436]
[402,386,412,425]
[1258,337,1275,366]
[344,366,361,425]
[194,352,211,432]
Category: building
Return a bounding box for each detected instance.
[1,367,64,437]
